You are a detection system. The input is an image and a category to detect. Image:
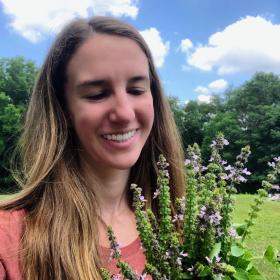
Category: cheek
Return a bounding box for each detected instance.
[142,99,154,130]
[70,109,97,136]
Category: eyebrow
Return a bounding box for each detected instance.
[76,75,150,89]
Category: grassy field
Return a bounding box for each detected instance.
[233,194,280,280]
[0,194,12,200]
[0,194,279,278]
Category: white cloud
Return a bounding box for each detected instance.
[0,0,139,42]
[208,79,228,92]
[140,27,170,68]
[194,86,210,95]
[180,38,193,53]
[197,94,212,103]
[194,78,228,103]
[183,16,280,75]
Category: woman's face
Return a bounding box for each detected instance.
[65,34,154,171]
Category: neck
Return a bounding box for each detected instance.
[81,157,132,225]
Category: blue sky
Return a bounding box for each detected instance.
[0,0,280,103]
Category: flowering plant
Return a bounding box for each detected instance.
[101,133,280,280]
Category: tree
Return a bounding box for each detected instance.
[182,95,224,150]
[0,57,37,191]
[217,72,280,192]
[0,57,37,105]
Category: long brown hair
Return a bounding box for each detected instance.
[0,17,185,279]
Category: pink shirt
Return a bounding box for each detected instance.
[0,209,24,280]
[0,210,151,279]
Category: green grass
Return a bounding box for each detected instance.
[0,194,12,200]
[0,193,279,278]
[233,194,280,280]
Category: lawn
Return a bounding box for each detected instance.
[0,194,279,279]
[233,194,280,280]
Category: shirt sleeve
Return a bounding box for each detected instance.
[0,260,6,280]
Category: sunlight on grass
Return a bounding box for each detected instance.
[233,194,280,280]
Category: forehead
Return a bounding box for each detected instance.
[66,33,150,84]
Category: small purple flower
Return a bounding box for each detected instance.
[113,274,121,280]
[180,251,188,257]
[172,214,184,222]
[223,139,229,145]
[209,212,222,226]
[242,168,251,175]
[153,189,160,199]
[237,175,247,183]
[139,274,147,280]
[273,156,280,162]
[225,165,233,171]
[268,162,276,168]
[198,206,207,218]
[176,257,182,265]
[187,266,195,275]
[202,166,208,171]
[228,227,239,239]
[139,195,147,202]
[216,227,223,237]
[210,140,217,148]
[184,159,191,165]
[216,256,221,263]
[165,250,171,259]
[194,166,200,172]
[192,154,199,160]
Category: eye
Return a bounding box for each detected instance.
[127,87,146,95]
[85,91,109,101]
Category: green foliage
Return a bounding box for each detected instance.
[0,57,37,191]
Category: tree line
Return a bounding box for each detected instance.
[0,57,279,193]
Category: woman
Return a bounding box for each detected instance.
[0,16,185,279]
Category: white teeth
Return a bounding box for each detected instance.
[103,130,136,142]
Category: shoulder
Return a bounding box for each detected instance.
[0,209,26,251]
[0,209,25,279]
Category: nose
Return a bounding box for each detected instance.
[108,91,135,124]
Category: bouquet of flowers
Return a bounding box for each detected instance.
[101,133,280,280]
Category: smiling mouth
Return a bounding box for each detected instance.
[102,129,137,142]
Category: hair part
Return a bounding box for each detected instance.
[0,16,185,279]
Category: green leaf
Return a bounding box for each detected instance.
[231,244,245,257]
[264,245,277,262]
[197,266,211,277]
[248,276,265,280]
[247,266,261,276]
[233,223,247,236]
[209,242,221,260]
[233,268,249,280]
[236,258,252,270]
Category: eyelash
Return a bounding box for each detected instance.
[85,88,145,101]
[128,88,145,95]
